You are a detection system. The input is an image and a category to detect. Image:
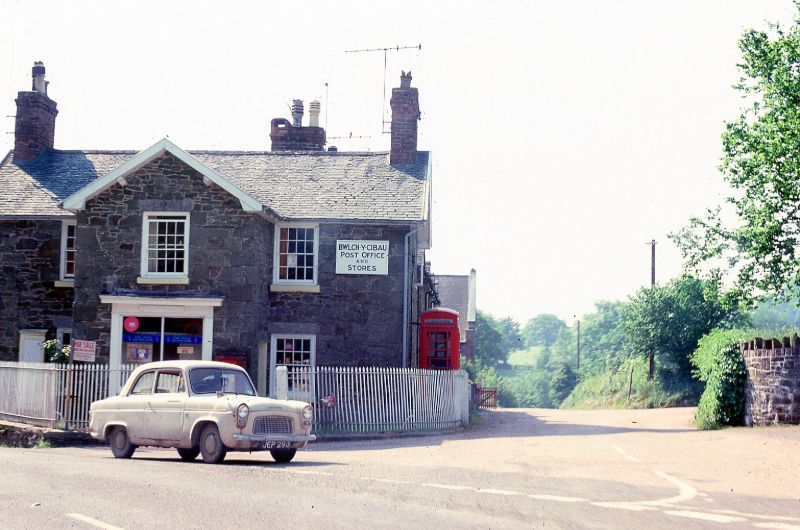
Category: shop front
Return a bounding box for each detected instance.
[99,295,223,393]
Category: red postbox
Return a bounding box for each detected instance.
[419,308,460,370]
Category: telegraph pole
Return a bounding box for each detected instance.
[576,319,581,372]
[647,239,656,380]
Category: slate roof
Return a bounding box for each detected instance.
[0,149,430,221]
[435,275,471,342]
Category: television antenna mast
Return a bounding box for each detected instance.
[345,44,422,134]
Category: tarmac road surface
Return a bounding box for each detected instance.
[1,407,799,529]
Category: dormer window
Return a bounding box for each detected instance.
[139,212,190,284]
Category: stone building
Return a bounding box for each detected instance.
[432,270,477,361]
[0,63,433,397]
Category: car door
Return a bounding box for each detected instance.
[144,370,186,443]
[122,370,156,445]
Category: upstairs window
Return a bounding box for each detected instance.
[60,220,76,280]
[274,224,318,284]
[141,213,189,277]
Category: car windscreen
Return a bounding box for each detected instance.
[188,368,256,396]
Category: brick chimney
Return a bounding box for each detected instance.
[390,71,420,166]
[14,61,58,161]
[270,98,326,151]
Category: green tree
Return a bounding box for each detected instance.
[522,314,566,348]
[475,310,507,366]
[579,300,629,375]
[673,9,800,303]
[497,316,524,354]
[623,275,735,382]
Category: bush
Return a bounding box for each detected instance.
[549,364,577,406]
[691,329,747,429]
[560,357,692,409]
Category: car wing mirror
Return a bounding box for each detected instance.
[216,390,224,398]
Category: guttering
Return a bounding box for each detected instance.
[402,225,420,368]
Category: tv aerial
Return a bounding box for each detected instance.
[345,44,422,134]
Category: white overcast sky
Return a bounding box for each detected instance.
[1,0,796,324]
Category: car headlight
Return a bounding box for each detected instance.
[236,403,249,429]
[302,405,313,420]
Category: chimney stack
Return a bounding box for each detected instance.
[14,61,58,161]
[309,100,321,128]
[390,71,420,166]
[270,97,326,151]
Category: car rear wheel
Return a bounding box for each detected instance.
[177,447,200,461]
[270,448,297,463]
[199,424,227,464]
[109,426,136,459]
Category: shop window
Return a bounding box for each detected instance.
[122,316,203,364]
[60,220,76,280]
[273,224,318,284]
[141,212,189,277]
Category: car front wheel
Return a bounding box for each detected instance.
[177,447,200,461]
[109,426,136,459]
[199,424,227,464]
[270,448,297,463]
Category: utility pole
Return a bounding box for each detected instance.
[646,239,656,380]
[576,319,581,372]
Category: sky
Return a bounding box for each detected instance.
[1,0,797,325]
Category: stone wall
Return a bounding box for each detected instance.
[741,336,800,426]
[0,220,74,360]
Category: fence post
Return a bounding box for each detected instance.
[276,366,288,400]
[459,371,469,427]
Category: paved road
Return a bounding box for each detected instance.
[2,407,799,529]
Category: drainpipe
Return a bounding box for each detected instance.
[403,226,420,368]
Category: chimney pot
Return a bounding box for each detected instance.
[32,61,47,94]
[291,99,304,127]
[309,100,321,128]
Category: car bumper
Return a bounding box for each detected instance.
[232,433,316,443]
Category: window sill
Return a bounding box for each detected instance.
[270,284,320,293]
[54,280,75,288]
[137,276,190,285]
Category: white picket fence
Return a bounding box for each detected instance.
[0,362,470,434]
[291,367,471,434]
[0,362,135,430]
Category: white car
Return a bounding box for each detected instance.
[89,360,316,464]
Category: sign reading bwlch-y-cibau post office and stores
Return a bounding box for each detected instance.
[336,240,389,275]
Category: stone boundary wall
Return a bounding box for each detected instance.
[740,336,800,426]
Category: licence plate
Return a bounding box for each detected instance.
[263,441,292,449]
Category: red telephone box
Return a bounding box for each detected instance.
[419,308,460,370]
